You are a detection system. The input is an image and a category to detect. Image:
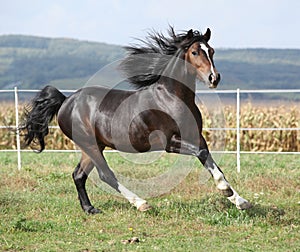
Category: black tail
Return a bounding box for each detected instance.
[20,86,66,152]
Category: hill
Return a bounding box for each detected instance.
[216,48,300,90]
[0,35,300,91]
[0,35,124,90]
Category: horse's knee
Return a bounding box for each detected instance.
[99,174,120,192]
[96,167,120,192]
[197,149,209,165]
[72,163,80,178]
[73,172,88,186]
[72,163,88,187]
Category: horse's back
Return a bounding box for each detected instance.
[57,86,135,142]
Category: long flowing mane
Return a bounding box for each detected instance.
[119,27,204,88]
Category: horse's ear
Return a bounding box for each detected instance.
[187,29,194,39]
[203,28,211,42]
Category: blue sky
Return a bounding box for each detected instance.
[1,0,300,48]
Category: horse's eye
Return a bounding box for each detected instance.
[192,51,198,56]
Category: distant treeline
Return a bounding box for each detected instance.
[0,35,300,96]
[0,35,124,90]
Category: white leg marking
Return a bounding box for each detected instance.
[211,163,230,191]
[228,188,251,210]
[118,183,147,209]
[210,164,252,210]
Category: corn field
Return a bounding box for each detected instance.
[0,102,299,152]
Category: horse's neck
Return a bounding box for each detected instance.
[159,52,196,102]
[158,74,196,103]
[153,82,195,111]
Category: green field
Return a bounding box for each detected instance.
[0,152,299,251]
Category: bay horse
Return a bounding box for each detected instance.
[21,27,251,214]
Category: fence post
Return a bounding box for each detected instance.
[236,88,241,173]
[14,87,21,170]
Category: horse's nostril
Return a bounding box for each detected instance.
[212,73,221,85]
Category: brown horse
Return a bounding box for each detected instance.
[21,28,251,214]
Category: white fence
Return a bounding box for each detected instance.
[1,87,300,171]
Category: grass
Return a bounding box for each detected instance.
[0,152,299,251]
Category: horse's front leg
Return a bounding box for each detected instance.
[167,135,252,210]
[199,151,252,210]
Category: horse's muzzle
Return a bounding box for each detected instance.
[209,73,221,88]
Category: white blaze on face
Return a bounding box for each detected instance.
[200,42,217,78]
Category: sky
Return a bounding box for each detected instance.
[1,0,300,49]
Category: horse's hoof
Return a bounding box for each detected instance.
[237,200,253,210]
[85,206,102,214]
[138,202,153,212]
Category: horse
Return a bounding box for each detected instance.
[20,27,252,214]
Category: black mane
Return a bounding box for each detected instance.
[119,27,205,88]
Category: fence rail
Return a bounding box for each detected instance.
[1,87,300,171]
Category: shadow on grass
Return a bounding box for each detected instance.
[143,196,287,226]
[90,195,289,227]
[244,203,285,222]
[212,196,286,221]
[98,199,169,217]
[100,199,133,212]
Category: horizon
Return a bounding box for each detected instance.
[1,33,300,51]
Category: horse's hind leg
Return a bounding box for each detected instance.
[84,148,152,212]
[72,151,101,214]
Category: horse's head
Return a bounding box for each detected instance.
[184,29,220,88]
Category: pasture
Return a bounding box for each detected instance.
[0,152,299,251]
